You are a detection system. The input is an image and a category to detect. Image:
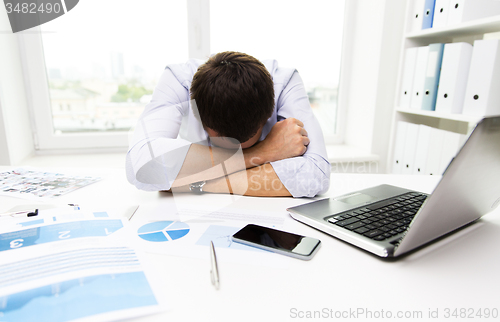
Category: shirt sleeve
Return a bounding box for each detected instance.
[126,68,192,191]
[270,71,331,198]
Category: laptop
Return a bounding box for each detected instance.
[287,116,500,258]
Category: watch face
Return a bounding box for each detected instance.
[190,181,206,193]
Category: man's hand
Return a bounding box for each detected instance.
[247,118,309,165]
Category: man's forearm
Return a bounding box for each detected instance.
[172,163,291,197]
[208,163,291,196]
[171,143,269,187]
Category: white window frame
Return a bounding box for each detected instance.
[19,0,348,151]
[330,1,353,146]
[314,0,349,146]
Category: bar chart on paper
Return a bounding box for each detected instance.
[0,247,161,322]
[137,221,190,242]
[0,272,158,322]
[0,219,124,252]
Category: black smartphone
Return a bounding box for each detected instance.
[231,224,321,260]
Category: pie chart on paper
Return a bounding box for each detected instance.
[137,221,190,242]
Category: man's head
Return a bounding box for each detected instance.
[190,51,275,148]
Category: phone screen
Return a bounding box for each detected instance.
[232,224,321,260]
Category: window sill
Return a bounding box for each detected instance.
[17,153,126,169]
[15,146,379,170]
[326,144,380,164]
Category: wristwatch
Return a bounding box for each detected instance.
[189,181,206,194]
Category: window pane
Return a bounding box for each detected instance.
[41,0,188,133]
[210,0,344,137]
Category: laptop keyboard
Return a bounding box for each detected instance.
[327,192,428,242]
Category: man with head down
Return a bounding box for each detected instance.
[126,51,330,197]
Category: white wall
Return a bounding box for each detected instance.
[340,0,406,173]
[0,6,35,165]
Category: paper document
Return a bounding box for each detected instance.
[0,211,124,251]
[0,244,163,322]
[115,205,293,268]
[0,168,101,200]
[0,211,166,322]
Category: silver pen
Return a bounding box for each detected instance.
[210,241,220,289]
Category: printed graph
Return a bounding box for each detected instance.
[137,221,190,242]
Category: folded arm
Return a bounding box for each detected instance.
[171,117,310,188]
[172,163,292,197]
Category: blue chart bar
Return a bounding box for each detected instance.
[0,271,158,322]
[0,220,123,252]
[19,219,44,227]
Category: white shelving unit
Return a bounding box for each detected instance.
[387,1,500,172]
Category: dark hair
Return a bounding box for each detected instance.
[190,51,275,143]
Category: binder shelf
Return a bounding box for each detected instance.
[388,0,500,173]
[406,15,500,43]
[395,107,481,124]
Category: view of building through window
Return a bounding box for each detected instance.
[41,0,188,133]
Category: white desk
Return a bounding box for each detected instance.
[1,168,499,322]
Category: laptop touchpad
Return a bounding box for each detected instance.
[335,193,378,206]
